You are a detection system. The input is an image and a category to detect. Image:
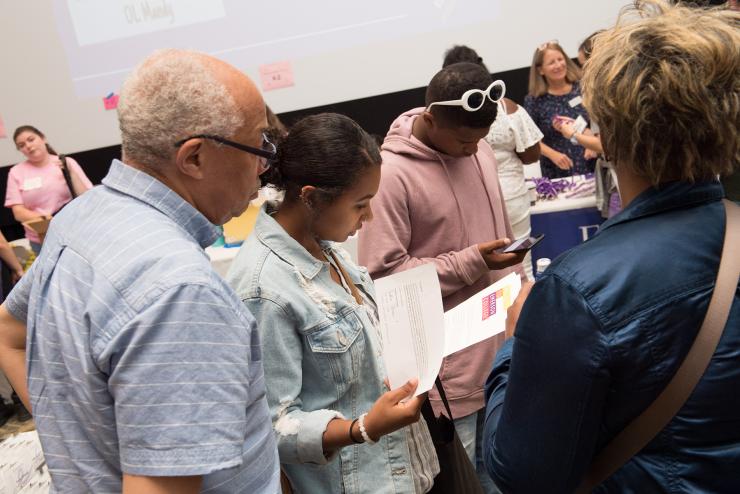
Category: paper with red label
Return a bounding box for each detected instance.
[0,113,6,139]
[443,272,521,357]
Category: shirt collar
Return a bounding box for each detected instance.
[253,202,329,280]
[598,180,725,235]
[101,160,220,248]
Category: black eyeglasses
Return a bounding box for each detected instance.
[174,132,277,169]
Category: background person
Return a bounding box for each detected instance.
[523,41,596,178]
[553,34,623,219]
[576,31,604,67]
[483,2,740,492]
[5,125,93,254]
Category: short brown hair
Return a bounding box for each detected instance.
[582,0,739,185]
[527,42,582,97]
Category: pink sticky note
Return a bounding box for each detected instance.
[259,61,294,91]
[103,93,119,110]
[0,113,6,139]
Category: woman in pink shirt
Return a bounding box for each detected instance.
[5,126,93,254]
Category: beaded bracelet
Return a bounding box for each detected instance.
[358,413,377,445]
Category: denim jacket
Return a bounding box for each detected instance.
[226,205,417,494]
[483,181,740,493]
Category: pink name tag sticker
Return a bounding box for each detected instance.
[259,61,295,92]
[103,93,120,110]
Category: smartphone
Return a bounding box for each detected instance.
[502,234,545,253]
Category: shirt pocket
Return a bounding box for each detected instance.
[305,310,366,388]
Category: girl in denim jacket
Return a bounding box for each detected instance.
[227,113,438,493]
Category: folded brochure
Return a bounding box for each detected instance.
[375,265,521,395]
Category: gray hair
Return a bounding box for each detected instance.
[118,49,244,167]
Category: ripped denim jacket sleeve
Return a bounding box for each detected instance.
[243,296,344,465]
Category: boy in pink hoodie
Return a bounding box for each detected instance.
[358,63,525,492]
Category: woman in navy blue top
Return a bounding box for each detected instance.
[523,41,595,178]
[484,2,740,492]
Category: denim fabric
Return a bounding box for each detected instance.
[483,181,740,493]
[226,205,417,493]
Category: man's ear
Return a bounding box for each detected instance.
[422,111,437,131]
[175,139,205,180]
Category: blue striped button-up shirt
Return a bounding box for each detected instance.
[6,160,279,493]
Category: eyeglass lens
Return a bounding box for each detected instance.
[468,92,485,109]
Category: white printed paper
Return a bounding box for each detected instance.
[375,264,445,395]
[443,272,521,357]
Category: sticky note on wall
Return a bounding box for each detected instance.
[0,113,6,138]
[103,93,119,110]
[259,61,294,91]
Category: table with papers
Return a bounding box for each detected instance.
[529,175,604,263]
[0,431,50,494]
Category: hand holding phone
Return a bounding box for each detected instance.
[478,238,526,270]
[502,234,545,253]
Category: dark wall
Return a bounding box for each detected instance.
[277,65,531,137]
[0,65,531,242]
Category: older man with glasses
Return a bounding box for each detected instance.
[0,49,280,493]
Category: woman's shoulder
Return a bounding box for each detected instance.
[227,236,284,294]
[568,81,583,96]
[8,160,33,175]
[523,92,551,110]
[61,155,81,167]
[503,98,519,115]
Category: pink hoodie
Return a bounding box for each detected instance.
[358,108,524,419]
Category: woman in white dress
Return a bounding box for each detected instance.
[485,98,543,280]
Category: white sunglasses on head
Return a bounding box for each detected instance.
[426,80,506,112]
